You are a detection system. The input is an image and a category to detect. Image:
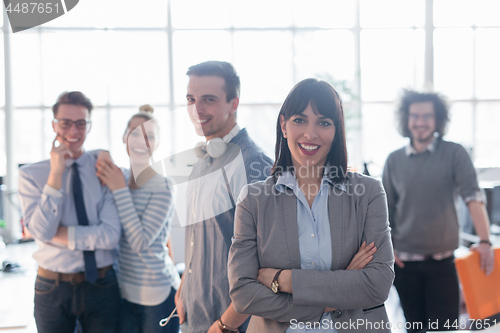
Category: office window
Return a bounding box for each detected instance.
[361,29,425,102]
[434,28,474,100]
[233,31,294,104]
[2,0,500,177]
[476,28,500,99]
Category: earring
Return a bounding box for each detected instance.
[283,132,287,138]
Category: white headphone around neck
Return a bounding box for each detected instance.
[194,124,241,159]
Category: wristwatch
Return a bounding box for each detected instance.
[217,318,239,333]
[271,269,284,294]
[479,240,492,246]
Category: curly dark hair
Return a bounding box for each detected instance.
[396,89,450,138]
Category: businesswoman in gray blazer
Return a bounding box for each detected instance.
[228,78,395,333]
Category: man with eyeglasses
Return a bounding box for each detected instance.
[18,91,121,333]
[382,89,494,333]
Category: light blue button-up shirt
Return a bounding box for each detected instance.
[276,170,345,333]
[18,152,121,273]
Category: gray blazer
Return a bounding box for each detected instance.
[228,172,395,333]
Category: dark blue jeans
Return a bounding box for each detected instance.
[118,287,179,333]
[34,268,120,333]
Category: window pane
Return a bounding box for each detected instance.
[361,103,407,177]
[11,33,42,106]
[434,0,474,27]
[172,0,231,29]
[0,110,4,176]
[473,0,500,26]
[361,29,424,101]
[361,0,424,28]
[41,31,109,106]
[107,31,169,106]
[233,31,294,104]
[44,0,167,28]
[0,32,4,106]
[295,30,355,100]
[292,0,354,28]
[232,0,292,28]
[475,102,500,166]
[476,28,500,100]
[172,30,232,104]
[237,105,279,159]
[434,28,473,100]
[84,108,110,151]
[444,102,473,148]
[14,109,44,165]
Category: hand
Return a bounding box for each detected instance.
[257,268,279,289]
[95,159,126,191]
[51,226,68,245]
[49,137,72,176]
[346,242,377,270]
[97,151,113,185]
[470,243,495,276]
[175,289,186,325]
[394,254,405,269]
[207,320,221,333]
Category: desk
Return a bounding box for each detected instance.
[0,241,37,332]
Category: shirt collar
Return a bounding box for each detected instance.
[65,151,89,168]
[405,136,437,156]
[275,166,346,194]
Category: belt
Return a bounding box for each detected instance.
[37,265,112,284]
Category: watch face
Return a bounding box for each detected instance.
[271,281,279,293]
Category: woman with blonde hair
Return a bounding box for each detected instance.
[95,105,180,333]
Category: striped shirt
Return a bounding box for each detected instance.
[112,170,181,306]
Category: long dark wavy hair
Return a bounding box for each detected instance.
[396,89,450,138]
[271,78,348,183]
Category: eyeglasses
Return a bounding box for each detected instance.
[409,114,435,121]
[53,119,91,129]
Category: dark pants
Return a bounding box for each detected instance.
[394,257,460,333]
[34,267,120,333]
[118,287,179,333]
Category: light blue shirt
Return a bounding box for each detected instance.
[18,152,121,273]
[276,170,345,333]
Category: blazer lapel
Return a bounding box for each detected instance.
[280,188,301,268]
[328,184,344,270]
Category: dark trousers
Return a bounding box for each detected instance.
[394,257,460,333]
[118,287,179,333]
[34,267,120,333]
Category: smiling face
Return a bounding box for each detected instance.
[123,117,159,165]
[408,101,436,145]
[52,104,91,159]
[186,75,239,141]
[280,103,336,171]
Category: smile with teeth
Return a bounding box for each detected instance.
[132,148,148,154]
[299,143,320,151]
[196,118,210,124]
[65,138,80,143]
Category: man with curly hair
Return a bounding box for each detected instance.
[382,89,494,332]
